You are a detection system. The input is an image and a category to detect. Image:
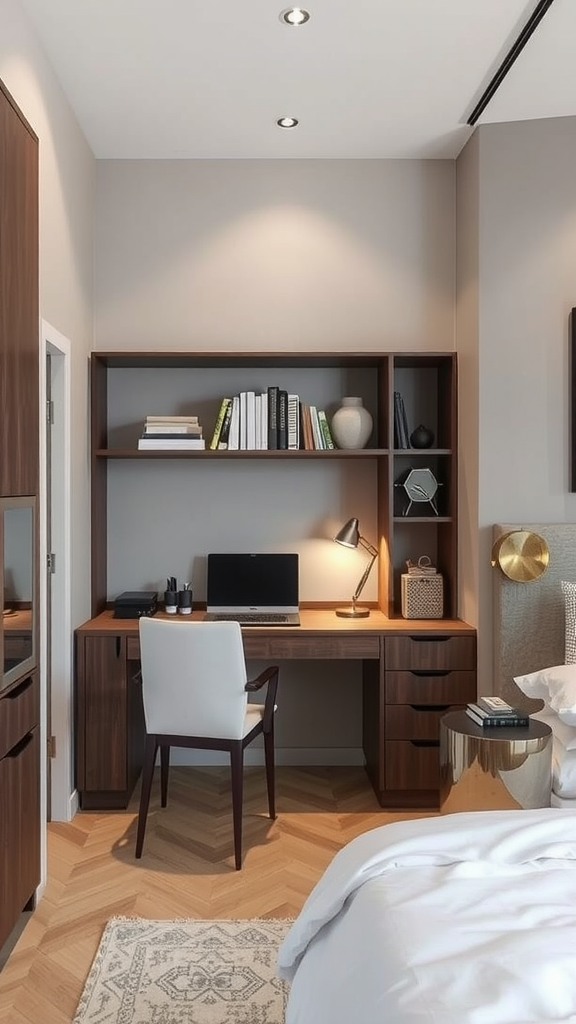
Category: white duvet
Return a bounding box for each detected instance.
[277,809,576,1023]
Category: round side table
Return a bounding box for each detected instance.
[439,710,552,814]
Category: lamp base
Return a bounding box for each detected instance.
[335,605,370,618]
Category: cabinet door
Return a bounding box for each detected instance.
[0,84,39,497]
[0,728,40,950]
[79,636,129,795]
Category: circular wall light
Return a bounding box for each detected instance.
[276,117,299,129]
[279,7,310,25]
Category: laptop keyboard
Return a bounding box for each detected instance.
[210,613,290,625]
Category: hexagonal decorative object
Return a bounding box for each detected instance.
[395,467,440,516]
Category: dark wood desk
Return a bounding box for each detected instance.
[75,610,476,811]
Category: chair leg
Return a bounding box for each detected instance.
[135,734,158,858]
[160,744,170,807]
[264,725,276,819]
[230,742,244,870]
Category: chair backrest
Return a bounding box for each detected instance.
[138,618,248,739]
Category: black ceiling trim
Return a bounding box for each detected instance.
[467,0,557,126]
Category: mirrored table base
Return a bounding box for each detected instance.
[439,710,552,813]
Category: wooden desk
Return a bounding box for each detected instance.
[75,610,476,811]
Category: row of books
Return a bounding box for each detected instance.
[466,696,529,728]
[209,389,335,451]
[137,415,206,450]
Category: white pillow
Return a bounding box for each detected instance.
[530,707,576,750]
[562,580,576,664]
[552,743,576,798]
[514,663,576,726]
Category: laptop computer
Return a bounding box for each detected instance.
[204,552,300,626]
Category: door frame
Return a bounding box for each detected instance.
[39,320,76,823]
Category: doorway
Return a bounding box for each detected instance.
[40,321,74,823]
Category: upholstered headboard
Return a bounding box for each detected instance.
[493,523,576,709]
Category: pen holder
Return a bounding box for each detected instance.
[178,589,193,615]
[164,590,178,614]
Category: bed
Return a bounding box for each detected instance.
[277,808,576,1024]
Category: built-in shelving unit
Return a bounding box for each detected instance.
[90,350,458,619]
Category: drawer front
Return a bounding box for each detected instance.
[0,676,39,760]
[385,670,476,705]
[125,633,380,662]
[385,740,440,790]
[386,703,467,740]
[385,635,476,671]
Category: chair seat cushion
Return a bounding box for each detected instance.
[244,702,276,736]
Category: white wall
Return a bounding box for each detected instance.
[0,0,95,831]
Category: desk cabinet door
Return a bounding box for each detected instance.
[79,636,128,794]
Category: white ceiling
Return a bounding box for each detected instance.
[18,0,576,160]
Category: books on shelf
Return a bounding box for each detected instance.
[209,398,232,449]
[140,413,204,449]
[138,437,206,450]
[136,436,203,448]
[466,702,529,728]
[205,388,343,451]
[393,391,410,448]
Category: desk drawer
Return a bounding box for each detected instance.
[0,676,39,760]
[125,633,380,662]
[242,634,380,660]
[385,740,440,790]
[385,670,476,705]
[385,635,476,671]
[386,703,466,740]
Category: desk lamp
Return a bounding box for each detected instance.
[334,517,378,618]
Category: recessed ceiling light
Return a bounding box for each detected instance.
[279,7,310,26]
[276,117,299,129]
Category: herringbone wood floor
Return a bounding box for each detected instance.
[0,766,434,1023]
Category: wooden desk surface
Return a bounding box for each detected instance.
[76,609,475,661]
[77,608,475,636]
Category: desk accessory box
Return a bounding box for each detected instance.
[401,557,443,619]
[114,591,157,619]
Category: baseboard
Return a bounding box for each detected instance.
[169,747,365,767]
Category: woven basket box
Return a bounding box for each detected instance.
[401,573,443,619]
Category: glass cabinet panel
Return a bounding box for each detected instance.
[1,496,36,691]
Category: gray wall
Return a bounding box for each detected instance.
[469,116,576,691]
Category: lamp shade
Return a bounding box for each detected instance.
[334,517,360,549]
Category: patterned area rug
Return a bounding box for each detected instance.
[73,916,292,1023]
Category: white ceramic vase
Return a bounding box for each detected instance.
[330,397,373,450]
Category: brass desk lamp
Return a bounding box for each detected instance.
[334,517,378,618]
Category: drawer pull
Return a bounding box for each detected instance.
[5,676,33,700]
[410,739,440,748]
[7,730,34,758]
[409,636,449,643]
[410,704,449,713]
[411,670,449,678]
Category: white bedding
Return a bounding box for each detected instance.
[278,809,576,1023]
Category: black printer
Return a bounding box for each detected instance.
[113,591,158,619]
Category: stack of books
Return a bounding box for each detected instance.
[208,389,335,451]
[466,696,529,728]
[138,415,205,450]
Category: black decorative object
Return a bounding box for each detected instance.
[410,424,434,449]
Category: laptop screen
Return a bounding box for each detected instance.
[206,553,299,613]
